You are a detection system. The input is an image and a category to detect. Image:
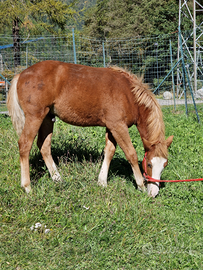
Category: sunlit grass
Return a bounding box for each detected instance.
[0,106,203,269]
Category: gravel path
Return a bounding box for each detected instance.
[157,99,203,106]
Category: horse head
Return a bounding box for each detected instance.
[142,135,174,197]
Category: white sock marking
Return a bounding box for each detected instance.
[98,159,108,187]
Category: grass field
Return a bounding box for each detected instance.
[0,105,203,269]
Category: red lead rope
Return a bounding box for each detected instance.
[143,152,203,183]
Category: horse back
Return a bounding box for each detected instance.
[17,61,137,127]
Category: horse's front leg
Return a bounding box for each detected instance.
[110,123,146,192]
[98,128,117,187]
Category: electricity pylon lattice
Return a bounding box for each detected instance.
[178,0,203,96]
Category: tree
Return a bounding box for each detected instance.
[83,0,180,39]
[0,0,78,67]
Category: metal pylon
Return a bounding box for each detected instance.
[177,0,203,97]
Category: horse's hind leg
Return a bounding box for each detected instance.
[18,116,44,193]
[98,128,117,187]
[110,123,146,192]
[37,115,61,182]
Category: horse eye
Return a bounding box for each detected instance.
[147,163,152,169]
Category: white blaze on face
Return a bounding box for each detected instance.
[147,157,167,198]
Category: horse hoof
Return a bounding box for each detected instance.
[97,180,107,188]
[52,173,62,182]
[24,185,31,194]
[138,185,146,192]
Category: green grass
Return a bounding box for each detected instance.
[0,104,7,113]
[0,105,203,269]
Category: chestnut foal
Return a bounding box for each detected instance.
[7,61,173,197]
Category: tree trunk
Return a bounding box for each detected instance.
[13,18,21,67]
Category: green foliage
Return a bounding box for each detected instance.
[0,106,203,269]
[83,0,203,39]
[0,0,79,36]
[83,0,180,39]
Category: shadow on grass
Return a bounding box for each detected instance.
[29,139,142,190]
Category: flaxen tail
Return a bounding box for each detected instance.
[7,74,25,137]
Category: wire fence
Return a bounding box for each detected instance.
[0,30,202,114]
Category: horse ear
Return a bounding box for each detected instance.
[166,135,174,148]
[142,137,151,152]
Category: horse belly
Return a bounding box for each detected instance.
[53,98,106,127]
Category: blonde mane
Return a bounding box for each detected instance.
[108,66,167,158]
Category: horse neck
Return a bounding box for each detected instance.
[136,105,165,146]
